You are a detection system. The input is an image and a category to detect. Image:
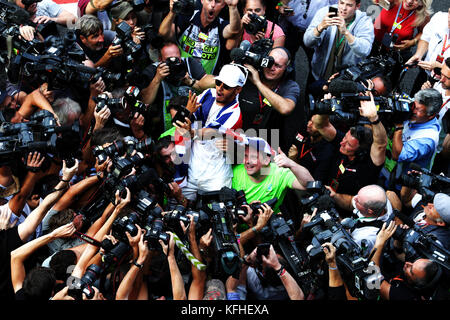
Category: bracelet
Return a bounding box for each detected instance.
[60,178,71,183]
[394,126,404,131]
[316,26,322,34]
[329,266,338,270]
[275,266,286,277]
[370,118,380,125]
[132,259,144,269]
[251,227,258,234]
[89,0,99,10]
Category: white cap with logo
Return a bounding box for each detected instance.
[214,64,248,88]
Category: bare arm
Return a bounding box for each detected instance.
[160,232,186,300]
[158,0,177,41]
[222,0,242,39]
[273,148,314,190]
[85,0,114,14]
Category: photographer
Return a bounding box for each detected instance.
[239,244,304,300]
[303,1,374,88]
[158,0,242,75]
[239,0,285,48]
[370,221,445,300]
[140,40,215,137]
[0,159,78,300]
[75,15,122,69]
[390,89,442,195]
[310,92,388,215]
[239,47,300,148]
[409,193,450,250]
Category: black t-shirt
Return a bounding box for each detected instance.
[0,226,24,300]
[293,133,335,183]
[239,79,300,131]
[389,277,423,300]
[326,131,383,196]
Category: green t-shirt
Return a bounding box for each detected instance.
[232,163,296,213]
[159,127,176,139]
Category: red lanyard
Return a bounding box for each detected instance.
[299,143,313,159]
[441,35,450,56]
[437,98,450,119]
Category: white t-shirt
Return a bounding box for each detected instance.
[422,12,450,70]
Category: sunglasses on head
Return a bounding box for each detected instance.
[215,80,234,90]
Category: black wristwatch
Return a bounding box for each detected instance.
[132,259,144,269]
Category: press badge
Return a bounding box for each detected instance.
[198,32,209,41]
[263,97,272,107]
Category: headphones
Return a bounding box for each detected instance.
[411,260,443,292]
[271,46,294,75]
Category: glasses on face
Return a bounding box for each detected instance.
[215,80,234,90]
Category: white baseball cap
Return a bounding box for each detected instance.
[214,64,247,88]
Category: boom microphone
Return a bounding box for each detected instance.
[328,79,367,96]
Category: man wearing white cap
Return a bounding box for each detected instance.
[174,64,247,200]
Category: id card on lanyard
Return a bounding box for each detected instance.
[436,34,450,64]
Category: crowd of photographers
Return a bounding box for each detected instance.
[0,0,449,301]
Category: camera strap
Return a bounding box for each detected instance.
[74,231,103,248]
[171,232,207,271]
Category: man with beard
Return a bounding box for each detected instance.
[287,116,335,182]
[158,0,242,75]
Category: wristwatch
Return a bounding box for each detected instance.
[132,259,144,269]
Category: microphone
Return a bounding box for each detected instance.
[239,40,251,51]
[328,79,367,96]
[230,47,245,62]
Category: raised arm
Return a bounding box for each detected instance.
[159,232,186,300]
[17,159,78,242]
[273,148,314,190]
[222,0,242,39]
[158,0,177,40]
[11,222,76,293]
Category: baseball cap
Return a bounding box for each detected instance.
[203,279,226,300]
[110,1,134,20]
[434,193,450,224]
[214,64,247,88]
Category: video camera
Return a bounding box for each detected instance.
[243,13,267,35]
[399,163,450,203]
[230,39,274,71]
[0,109,81,166]
[309,92,413,126]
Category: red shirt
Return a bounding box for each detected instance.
[374,3,417,44]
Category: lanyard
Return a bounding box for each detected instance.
[440,35,450,56]
[437,98,450,119]
[299,143,313,159]
[389,5,414,35]
[336,18,355,49]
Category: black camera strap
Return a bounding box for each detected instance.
[74,231,103,248]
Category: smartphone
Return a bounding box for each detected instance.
[378,0,391,10]
[328,6,338,16]
[256,243,271,258]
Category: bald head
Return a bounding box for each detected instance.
[357,185,387,217]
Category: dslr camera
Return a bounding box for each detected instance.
[230,39,274,71]
[244,13,267,35]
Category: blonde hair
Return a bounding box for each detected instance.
[411,0,433,27]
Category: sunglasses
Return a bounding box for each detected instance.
[215,80,234,90]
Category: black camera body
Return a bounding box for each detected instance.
[230,39,274,71]
[172,0,195,16]
[244,13,267,35]
[164,57,187,86]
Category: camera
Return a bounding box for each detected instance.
[164,57,187,86]
[244,13,267,35]
[93,93,126,113]
[234,190,278,216]
[172,0,196,16]
[143,207,169,249]
[399,163,450,203]
[132,0,145,11]
[230,39,274,71]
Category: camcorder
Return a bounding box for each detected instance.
[230,39,274,71]
[399,163,450,203]
[244,13,267,35]
[172,0,196,16]
[299,183,384,300]
[0,110,81,167]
